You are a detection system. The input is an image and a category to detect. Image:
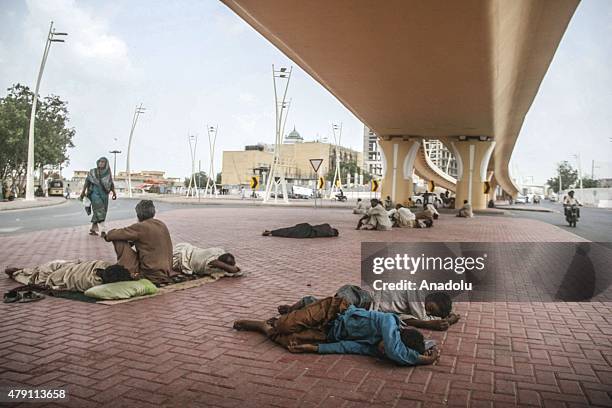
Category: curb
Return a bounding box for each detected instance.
[496,206,558,213]
[0,198,69,213]
[118,196,354,210]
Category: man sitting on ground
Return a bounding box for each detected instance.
[387,204,416,228]
[5,261,132,293]
[416,203,440,221]
[173,243,241,278]
[383,196,394,211]
[357,199,393,230]
[278,285,460,331]
[352,198,369,215]
[456,200,473,218]
[103,200,174,286]
[262,223,339,238]
[234,297,439,366]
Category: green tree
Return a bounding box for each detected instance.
[184,171,209,188]
[326,160,372,185]
[216,172,222,185]
[0,84,75,190]
[581,177,598,189]
[547,161,578,193]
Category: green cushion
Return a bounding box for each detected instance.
[84,279,158,300]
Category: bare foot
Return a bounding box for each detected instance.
[233,320,248,330]
[277,304,292,314]
[4,267,21,278]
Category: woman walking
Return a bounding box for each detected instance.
[80,157,116,236]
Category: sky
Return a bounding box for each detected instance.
[0,0,610,184]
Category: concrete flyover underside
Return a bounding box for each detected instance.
[221,0,580,207]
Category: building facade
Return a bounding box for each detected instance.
[222,128,362,187]
[362,126,383,178]
[423,139,458,179]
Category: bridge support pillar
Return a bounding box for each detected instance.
[379,138,421,205]
[449,139,496,210]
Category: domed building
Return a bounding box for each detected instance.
[283,126,304,144]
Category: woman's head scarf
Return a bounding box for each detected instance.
[86,157,114,193]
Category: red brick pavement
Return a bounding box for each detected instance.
[1,207,611,407]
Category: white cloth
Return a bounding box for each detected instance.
[564,196,580,206]
[12,260,108,292]
[458,204,473,218]
[173,243,225,275]
[364,204,392,230]
[352,201,368,215]
[395,207,416,228]
[368,287,437,321]
[424,203,439,216]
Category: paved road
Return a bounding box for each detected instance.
[505,200,612,242]
[0,199,187,236]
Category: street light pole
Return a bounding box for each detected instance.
[263,65,292,204]
[25,21,67,201]
[204,125,218,198]
[330,122,342,198]
[125,103,145,198]
[109,150,121,179]
[572,154,583,189]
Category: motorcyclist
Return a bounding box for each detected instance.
[563,190,582,219]
[335,188,346,201]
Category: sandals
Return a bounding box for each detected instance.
[3,290,45,303]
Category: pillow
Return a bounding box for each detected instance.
[84,279,158,300]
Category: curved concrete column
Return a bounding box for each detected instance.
[379,138,419,205]
[452,140,496,210]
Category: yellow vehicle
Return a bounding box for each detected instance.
[48,179,64,196]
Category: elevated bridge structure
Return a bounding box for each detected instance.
[222,0,580,208]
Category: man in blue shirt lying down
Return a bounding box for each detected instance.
[233,297,439,366]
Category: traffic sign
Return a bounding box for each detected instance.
[309,158,323,173]
[317,176,325,189]
[371,179,379,192]
[483,181,491,194]
[428,180,435,192]
[250,176,259,189]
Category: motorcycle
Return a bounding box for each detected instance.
[335,193,347,202]
[564,204,579,227]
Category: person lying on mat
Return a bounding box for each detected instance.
[5,261,132,293]
[234,297,439,366]
[262,223,339,238]
[172,243,241,277]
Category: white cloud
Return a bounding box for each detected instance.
[24,0,134,81]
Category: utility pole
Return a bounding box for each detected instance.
[126,103,145,198]
[572,154,583,189]
[263,65,292,204]
[25,21,67,200]
[109,150,121,179]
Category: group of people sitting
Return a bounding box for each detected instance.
[5,200,242,297]
[353,198,440,230]
[234,285,460,366]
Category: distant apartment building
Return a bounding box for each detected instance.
[362,126,382,178]
[222,127,362,187]
[70,170,182,193]
[423,139,458,179]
